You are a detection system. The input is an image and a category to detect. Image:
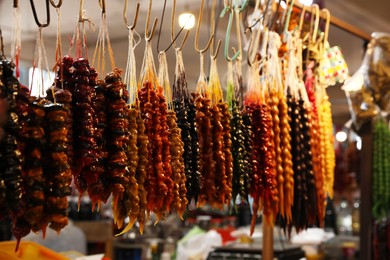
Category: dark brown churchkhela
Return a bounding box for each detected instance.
[0,95,5,216]
[241,112,253,202]
[187,99,201,202]
[231,102,251,205]
[72,58,98,198]
[172,51,200,204]
[299,101,318,226]
[229,64,252,207]
[0,58,25,220]
[289,95,306,232]
[104,69,130,209]
[43,102,72,232]
[47,56,74,170]
[0,58,27,248]
[89,69,108,205]
[18,97,46,234]
[287,95,318,232]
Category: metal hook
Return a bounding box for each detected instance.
[283,0,295,35]
[245,27,258,67]
[157,0,189,53]
[78,0,84,22]
[195,0,214,54]
[321,9,331,44]
[221,5,240,61]
[49,0,62,8]
[124,1,140,30]
[145,0,158,42]
[269,0,281,30]
[99,0,106,14]
[30,0,50,28]
[13,0,18,8]
[211,39,222,60]
[171,0,190,51]
[261,0,273,28]
[311,4,320,43]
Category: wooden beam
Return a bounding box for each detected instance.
[262,223,274,260]
[358,122,373,260]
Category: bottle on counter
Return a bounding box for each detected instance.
[324,197,338,234]
[351,199,360,236]
[337,199,352,235]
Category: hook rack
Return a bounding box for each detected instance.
[157,0,189,53]
[145,0,158,43]
[30,0,50,28]
[49,0,62,8]
[170,0,190,51]
[194,0,214,54]
[124,1,140,30]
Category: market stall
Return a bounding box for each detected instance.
[0,0,389,259]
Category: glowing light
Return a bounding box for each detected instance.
[299,0,313,6]
[356,137,362,150]
[179,13,195,30]
[335,131,348,142]
[277,0,287,9]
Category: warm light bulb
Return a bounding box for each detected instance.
[299,0,313,6]
[335,131,348,142]
[277,0,287,9]
[356,137,362,150]
[179,13,195,30]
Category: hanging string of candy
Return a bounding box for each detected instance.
[172,49,200,205]
[0,33,30,249]
[158,50,188,218]
[372,116,390,220]
[115,9,144,234]
[266,31,294,225]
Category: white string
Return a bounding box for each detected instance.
[267,31,282,92]
[158,51,172,108]
[196,53,208,95]
[139,41,157,89]
[124,29,138,104]
[11,6,21,65]
[30,28,53,98]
